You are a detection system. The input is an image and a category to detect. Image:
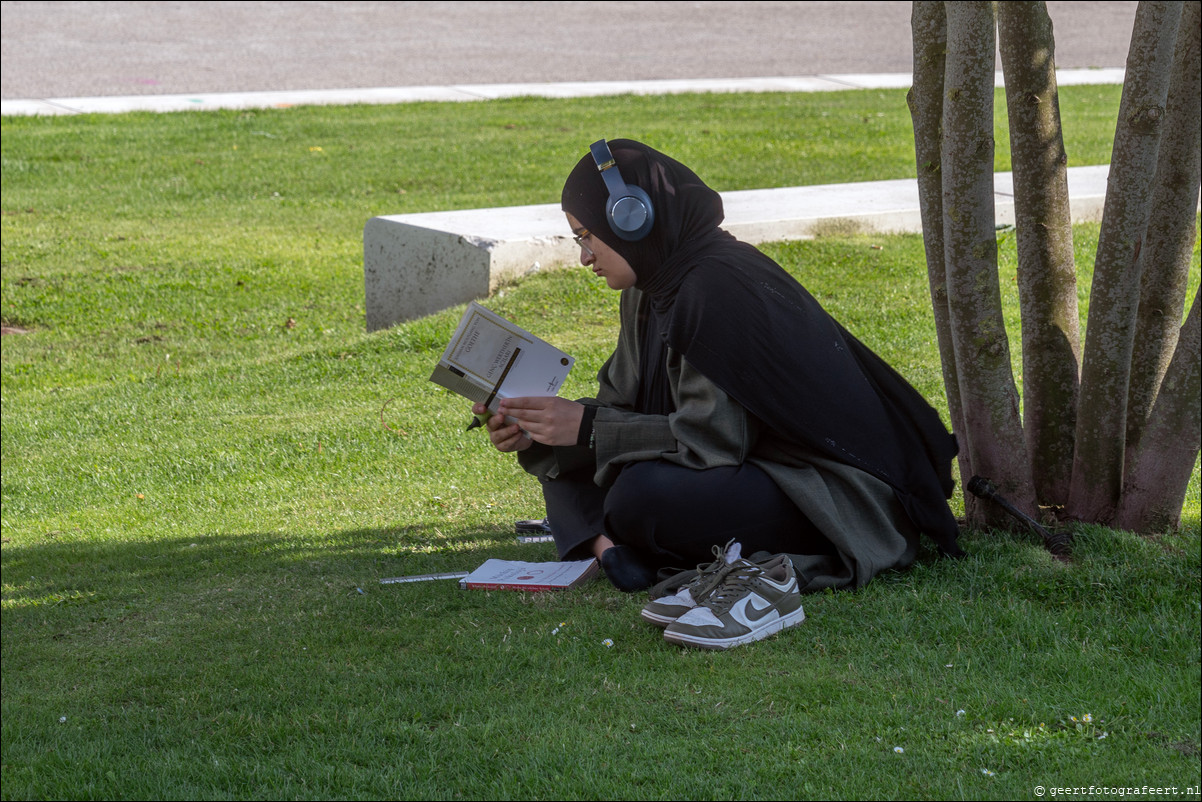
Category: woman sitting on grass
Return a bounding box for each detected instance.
[473,139,962,645]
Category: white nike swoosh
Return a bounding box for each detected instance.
[732,595,778,627]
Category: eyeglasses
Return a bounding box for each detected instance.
[573,230,594,258]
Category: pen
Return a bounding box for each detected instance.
[467,346,521,431]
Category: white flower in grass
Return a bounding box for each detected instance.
[981,768,996,777]
[894,746,905,754]
[1082,713,1092,723]
[956,709,966,717]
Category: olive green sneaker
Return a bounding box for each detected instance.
[662,554,805,650]
[640,540,744,628]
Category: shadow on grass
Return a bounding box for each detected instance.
[2,518,1198,801]
[0,520,561,624]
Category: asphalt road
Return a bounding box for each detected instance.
[2,1,1138,99]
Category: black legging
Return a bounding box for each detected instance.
[539,458,833,569]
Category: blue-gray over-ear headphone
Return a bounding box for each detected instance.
[590,139,655,241]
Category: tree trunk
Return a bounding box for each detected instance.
[942,1,1037,526]
[1068,0,1184,522]
[997,1,1082,507]
[1116,287,1202,532]
[909,1,973,489]
[908,1,1199,536]
[1125,0,1201,465]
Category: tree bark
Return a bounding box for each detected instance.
[997,1,1082,507]
[1116,287,1201,532]
[1125,0,1201,465]
[1069,0,1184,522]
[909,1,973,489]
[942,1,1037,526]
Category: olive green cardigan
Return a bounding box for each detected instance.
[519,287,922,593]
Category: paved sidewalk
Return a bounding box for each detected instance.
[1,2,1136,99]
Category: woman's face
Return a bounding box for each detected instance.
[566,212,637,291]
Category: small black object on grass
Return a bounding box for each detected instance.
[967,475,1073,560]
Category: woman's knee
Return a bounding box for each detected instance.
[604,461,684,524]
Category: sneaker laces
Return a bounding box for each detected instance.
[683,540,743,602]
[699,562,766,615]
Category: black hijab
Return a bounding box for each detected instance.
[562,140,963,557]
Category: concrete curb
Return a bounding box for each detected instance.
[0,69,1125,117]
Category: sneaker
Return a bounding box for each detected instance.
[662,554,805,650]
[640,540,744,628]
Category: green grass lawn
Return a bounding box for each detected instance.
[2,86,1199,800]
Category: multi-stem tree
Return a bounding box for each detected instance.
[907,1,1200,534]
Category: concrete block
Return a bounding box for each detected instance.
[364,165,1112,331]
[364,204,578,331]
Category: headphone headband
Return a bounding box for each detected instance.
[589,141,617,171]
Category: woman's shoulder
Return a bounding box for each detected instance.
[678,245,790,301]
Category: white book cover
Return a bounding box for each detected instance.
[458,558,599,591]
[429,302,574,416]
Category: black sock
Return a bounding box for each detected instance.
[600,545,657,592]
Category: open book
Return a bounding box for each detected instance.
[430,302,574,422]
[458,558,599,591]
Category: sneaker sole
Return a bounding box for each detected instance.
[663,606,805,650]
[640,607,686,628]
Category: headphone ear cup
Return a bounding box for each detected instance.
[607,184,655,241]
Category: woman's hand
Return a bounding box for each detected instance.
[497,397,586,447]
[472,402,533,453]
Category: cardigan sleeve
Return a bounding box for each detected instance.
[591,352,755,485]
[518,287,756,485]
[515,353,754,484]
